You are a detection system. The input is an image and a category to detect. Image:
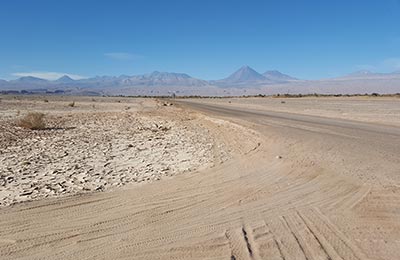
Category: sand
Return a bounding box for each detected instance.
[189,96,400,127]
[0,96,399,260]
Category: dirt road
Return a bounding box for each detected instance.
[1,98,399,259]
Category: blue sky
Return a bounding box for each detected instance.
[1,0,399,80]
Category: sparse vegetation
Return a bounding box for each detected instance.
[17,112,46,130]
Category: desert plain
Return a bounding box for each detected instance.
[0,95,399,259]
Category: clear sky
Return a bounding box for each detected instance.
[1,0,399,80]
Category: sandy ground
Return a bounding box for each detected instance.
[195,96,400,127]
[0,96,232,207]
[0,96,399,259]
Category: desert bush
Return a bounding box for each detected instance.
[17,112,46,130]
[44,99,49,103]
[68,101,75,107]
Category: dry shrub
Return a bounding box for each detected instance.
[17,112,46,130]
[68,101,75,107]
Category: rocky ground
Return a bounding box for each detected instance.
[0,96,229,207]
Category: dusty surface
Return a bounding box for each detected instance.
[196,96,400,127]
[0,96,231,207]
[0,96,399,260]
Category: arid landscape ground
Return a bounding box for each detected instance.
[0,95,399,259]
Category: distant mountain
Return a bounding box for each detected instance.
[211,66,271,87]
[0,76,58,93]
[6,76,51,90]
[1,68,399,96]
[13,76,48,83]
[385,71,400,77]
[76,76,124,88]
[55,75,75,83]
[0,79,8,89]
[212,66,298,87]
[337,70,400,80]
[263,70,297,81]
[121,71,208,87]
[146,71,191,79]
[224,66,266,82]
[344,70,376,78]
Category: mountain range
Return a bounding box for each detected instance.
[0,66,298,91]
[1,66,399,96]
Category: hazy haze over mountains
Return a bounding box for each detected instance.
[337,70,400,80]
[1,66,399,96]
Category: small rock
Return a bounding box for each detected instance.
[96,185,105,191]
[104,162,111,167]
[276,155,282,159]
[20,190,33,196]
